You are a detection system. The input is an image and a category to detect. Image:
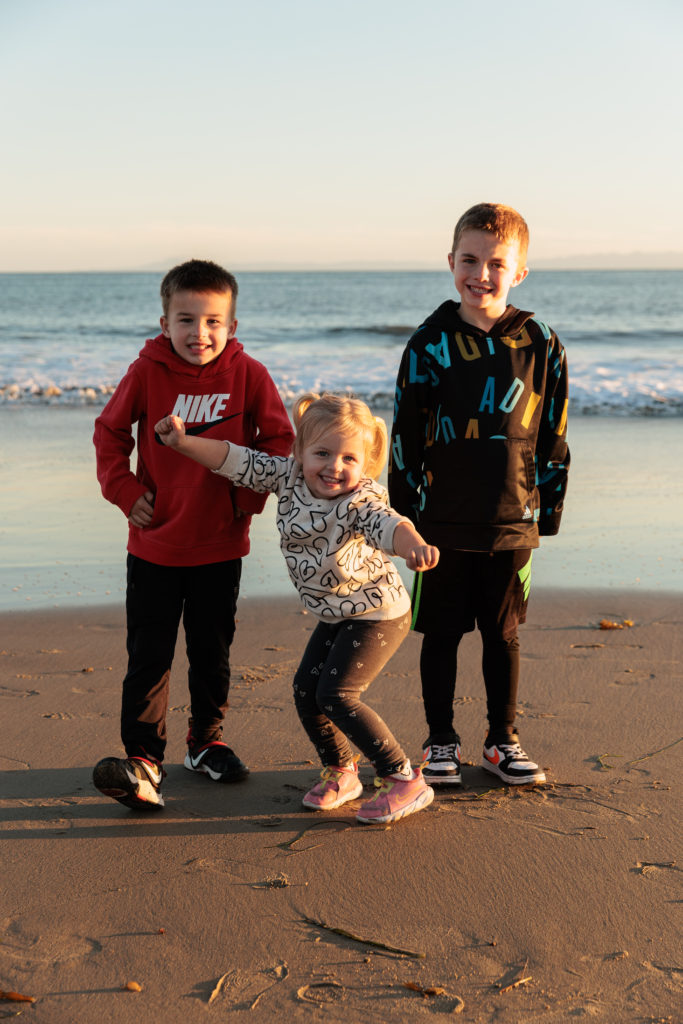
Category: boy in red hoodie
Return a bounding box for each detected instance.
[92,260,294,810]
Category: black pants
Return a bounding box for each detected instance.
[292,612,410,776]
[121,554,241,763]
[414,549,532,743]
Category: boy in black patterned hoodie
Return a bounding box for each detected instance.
[389,203,570,786]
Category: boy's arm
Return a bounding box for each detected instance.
[388,336,429,521]
[536,334,570,535]
[233,365,294,515]
[93,368,151,517]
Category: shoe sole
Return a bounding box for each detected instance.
[356,785,435,824]
[302,779,364,810]
[184,754,250,782]
[421,770,462,786]
[93,759,164,811]
[481,759,546,785]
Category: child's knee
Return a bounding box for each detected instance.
[316,686,355,721]
[480,626,519,648]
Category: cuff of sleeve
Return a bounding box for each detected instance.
[116,479,150,517]
[539,511,562,536]
[212,443,268,514]
[386,516,413,555]
[212,442,244,478]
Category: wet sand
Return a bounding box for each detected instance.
[3,406,683,612]
[1,589,681,1022]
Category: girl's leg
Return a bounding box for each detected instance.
[293,620,356,767]
[313,612,411,777]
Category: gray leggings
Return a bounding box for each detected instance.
[292,611,411,777]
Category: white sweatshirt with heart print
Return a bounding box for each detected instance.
[214,443,412,621]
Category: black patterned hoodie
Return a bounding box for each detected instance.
[388,301,570,552]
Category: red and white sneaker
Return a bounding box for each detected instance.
[482,739,546,784]
[421,734,462,785]
[302,758,363,810]
[93,755,165,811]
[356,766,434,824]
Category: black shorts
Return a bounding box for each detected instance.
[410,548,532,641]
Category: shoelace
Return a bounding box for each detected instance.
[369,778,395,800]
[431,742,457,759]
[497,742,527,760]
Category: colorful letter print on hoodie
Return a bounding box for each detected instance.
[94,334,294,566]
[389,301,570,552]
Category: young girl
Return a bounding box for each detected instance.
[155,393,439,824]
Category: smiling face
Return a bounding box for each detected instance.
[448,229,528,331]
[160,289,237,365]
[299,427,367,499]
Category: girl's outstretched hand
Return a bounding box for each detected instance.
[405,544,440,572]
[155,415,186,448]
[153,415,230,470]
[393,523,440,572]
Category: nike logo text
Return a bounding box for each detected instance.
[172,393,231,423]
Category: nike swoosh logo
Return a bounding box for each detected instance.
[373,781,420,806]
[185,413,241,435]
[154,412,241,444]
[484,750,502,766]
[128,764,162,785]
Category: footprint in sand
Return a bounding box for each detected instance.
[0,919,102,964]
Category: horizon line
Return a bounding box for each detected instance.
[2,262,683,274]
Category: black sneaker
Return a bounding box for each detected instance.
[93,756,165,810]
[481,739,546,784]
[421,734,462,785]
[184,737,249,782]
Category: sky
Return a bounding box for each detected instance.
[2,0,682,271]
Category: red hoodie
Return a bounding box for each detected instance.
[93,334,294,566]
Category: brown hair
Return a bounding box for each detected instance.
[292,392,388,480]
[160,259,238,316]
[451,203,529,266]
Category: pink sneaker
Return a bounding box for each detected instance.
[302,759,364,810]
[356,767,434,824]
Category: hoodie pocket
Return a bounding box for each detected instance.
[145,482,235,551]
[424,438,536,525]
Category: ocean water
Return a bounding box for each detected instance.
[1,271,682,611]
[1,270,682,416]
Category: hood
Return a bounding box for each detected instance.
[137,333,245,379]
[421,301,535,337]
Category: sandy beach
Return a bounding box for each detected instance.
[1,588,681,1022]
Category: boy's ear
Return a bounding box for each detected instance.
[511,265,529,288]
[447,252,455,271]
[160,315,170,337]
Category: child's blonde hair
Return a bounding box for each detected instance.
[292,392,388,480]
